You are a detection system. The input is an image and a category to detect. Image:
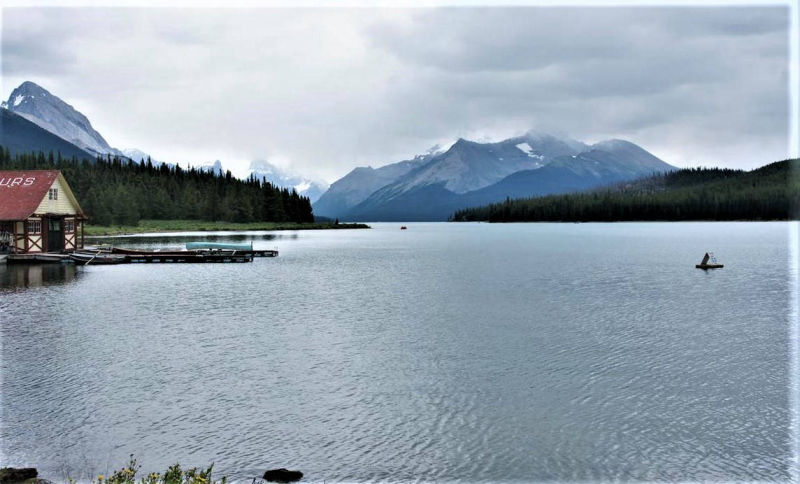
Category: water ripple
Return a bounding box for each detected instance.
[0,222,793,482]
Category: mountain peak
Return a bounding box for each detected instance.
[15,80,50,95]
[449,137,479,152]
[4,80,121,157]
[7,81,53,109]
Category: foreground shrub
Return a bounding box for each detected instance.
[92,456,226,484]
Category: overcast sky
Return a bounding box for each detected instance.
[1,6,792,182]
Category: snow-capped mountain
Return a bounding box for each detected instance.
[3,81,123,157]
[377,132,587,198]
[248,160,328,203]
[316,132,674,221]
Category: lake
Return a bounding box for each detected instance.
[0,222,795,482]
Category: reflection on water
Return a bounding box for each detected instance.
[0,263,78,289]
[88,232,291,249]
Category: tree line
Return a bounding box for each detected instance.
[451,159,800,222]
[0,147,315,226]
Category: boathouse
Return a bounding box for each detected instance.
[0,170,86,254]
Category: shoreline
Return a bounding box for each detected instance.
[83,220,370,237]
[450,218,796,223]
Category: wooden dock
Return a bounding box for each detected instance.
[109,247,277,258]
[249,249,278,257]
[75,248,256,264]
[124,252,253,263]
[6,253,72,264]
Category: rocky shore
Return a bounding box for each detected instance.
[0,467,304,484]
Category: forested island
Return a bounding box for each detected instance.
[0,148,365,232]
[451,159,799,222]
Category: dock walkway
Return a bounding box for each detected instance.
[3,248,277,264]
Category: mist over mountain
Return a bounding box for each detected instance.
[121,148,163,165]
[248,160,328,203]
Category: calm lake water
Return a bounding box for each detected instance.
[0,222,796,482]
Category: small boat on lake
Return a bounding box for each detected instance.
[696,252,724,269]
[400,226,407,230]
[185,241,253,251]
[70,251,128,265]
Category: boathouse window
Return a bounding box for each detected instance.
[65,220,75,233]
[49,188,58,200]
[27,220,41,234]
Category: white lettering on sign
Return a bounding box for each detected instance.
[0,177,36,187]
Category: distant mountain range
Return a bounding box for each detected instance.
[313,133,675,221]
[0,81,324,201]
[2,81,675,216]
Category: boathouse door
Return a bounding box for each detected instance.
[46,218,64,252]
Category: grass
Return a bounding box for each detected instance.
[78,456,227,484]
[84,219,370,236]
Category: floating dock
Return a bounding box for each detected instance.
[72,250,253,264]
[111,247,278,258]
[3,247,277,265]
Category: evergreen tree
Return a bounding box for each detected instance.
[0,147,317,226]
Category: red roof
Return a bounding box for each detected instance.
[0,170,65,220]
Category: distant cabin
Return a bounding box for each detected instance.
[0,170,86,254]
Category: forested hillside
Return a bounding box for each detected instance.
[0,148,315,225]
[452,159,800,222]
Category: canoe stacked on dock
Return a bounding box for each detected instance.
[183,242,277,257]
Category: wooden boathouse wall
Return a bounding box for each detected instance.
[0,170,86,254]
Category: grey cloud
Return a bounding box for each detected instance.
[366,7,788,73]
[1,6,791,180]
[1,38,75,77]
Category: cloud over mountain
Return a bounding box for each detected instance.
[2,7,790,181]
